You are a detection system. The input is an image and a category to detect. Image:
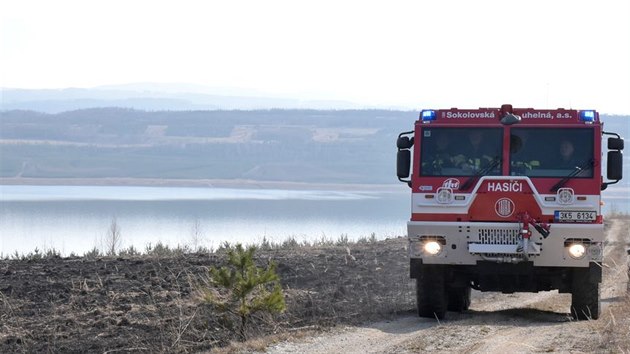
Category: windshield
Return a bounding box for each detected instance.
[420,127,502,176]
[509,128,594,178]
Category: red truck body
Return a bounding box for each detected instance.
[397,104,624,320]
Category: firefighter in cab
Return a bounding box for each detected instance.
[558,139,580,169]
[510,130,541,175]
[427,133,456,174]
[453,130,495,173]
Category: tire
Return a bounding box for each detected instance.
[416,266,447,319]
[447,286,471,312]
[571,268,600,320]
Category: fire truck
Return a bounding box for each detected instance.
[396,104,624,320]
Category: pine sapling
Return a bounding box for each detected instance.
[204,244,285,341]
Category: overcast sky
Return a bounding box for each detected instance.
[2,0,629,114]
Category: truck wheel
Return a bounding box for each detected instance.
[571,269,600,320]
[447,286,471,312]
[416,267,447,319]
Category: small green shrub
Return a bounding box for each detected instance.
[336,233,349,246]
[84,247,101,259]
[119,245,140,256]
[203,243,285,341]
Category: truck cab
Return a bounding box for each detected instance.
[397,104,624,320]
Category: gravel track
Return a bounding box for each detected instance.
[264,218,630,354]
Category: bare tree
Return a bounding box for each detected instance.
[105,217,122,256]
[190,219,204,251]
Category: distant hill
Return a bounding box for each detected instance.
[1,85,386,113]
[0,108,413,184]
[0,108,627,185]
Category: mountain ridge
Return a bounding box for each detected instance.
[1,84,399,113]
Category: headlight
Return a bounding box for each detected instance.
[424,241,442,255]
[568,243,586,259]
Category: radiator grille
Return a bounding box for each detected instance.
[478,228,520,244]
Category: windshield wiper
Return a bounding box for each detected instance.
[550,159,594,192]
[459,156,501,191]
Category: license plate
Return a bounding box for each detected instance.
[554,211,597,222]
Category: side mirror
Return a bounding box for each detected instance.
[396,131,414,187]
[608,137,624,150]
[397,136,414,149]
[397,150,411,179]
[607,151,623,181]
[601,134,624,190]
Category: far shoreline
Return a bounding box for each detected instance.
[0,177,404,192]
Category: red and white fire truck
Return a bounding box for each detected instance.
[396,104,624,320]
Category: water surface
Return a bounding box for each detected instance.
[1,185,627,256]
[1,185,408,256]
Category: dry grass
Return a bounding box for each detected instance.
[2,232,383,260]
[594,213,630,352]
[590,294,630,353]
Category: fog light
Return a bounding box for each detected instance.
[424,241,442,255]
[568,243,586,259]
[588,244,602,259]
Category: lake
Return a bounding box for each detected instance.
[0,185,409,256]
[1,185,628,256]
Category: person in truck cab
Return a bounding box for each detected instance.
[453,130,496,173]
[510,130,540,175]
[557,139,581,169]
[426,133,456,175]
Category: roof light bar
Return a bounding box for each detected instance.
[579,110,596,122]
[420,110,436,121]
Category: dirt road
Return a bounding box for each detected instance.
[265,218,630,354]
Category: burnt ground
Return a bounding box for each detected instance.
[0,237,415,353]
[2,216,629,354]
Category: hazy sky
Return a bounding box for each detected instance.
[2,0,629,114]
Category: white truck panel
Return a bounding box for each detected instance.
[408,221,603,267]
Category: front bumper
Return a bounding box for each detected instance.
[408,221,603,267]
[409,259,602,293]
